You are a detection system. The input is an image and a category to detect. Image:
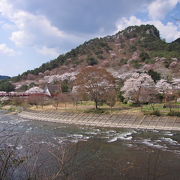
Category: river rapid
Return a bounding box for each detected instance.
[0,111,180,180]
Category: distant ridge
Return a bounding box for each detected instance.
[173,38,180,43]
[0,75,10,80]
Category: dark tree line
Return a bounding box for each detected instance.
[0,80,15,92]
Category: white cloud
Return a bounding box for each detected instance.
[36,46,59,58]
[116,16,180,42]
[2,23,16,31]
[116,16,143,30]
[148,0,180,20]
[0,0,65,45]
[0,0,84,56]
[10,30,35,46]
[0,43,17,56]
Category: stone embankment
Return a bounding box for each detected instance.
[19,110,180,131]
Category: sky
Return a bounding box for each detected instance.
[0,0,180,76]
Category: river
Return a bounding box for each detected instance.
[0,111,180,180]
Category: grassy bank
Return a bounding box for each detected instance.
[0,104,24,113]
[0,100,179,117]
[28,101,180,117]
[141,103,180,117]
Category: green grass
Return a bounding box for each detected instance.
[8,99,179,117]
[167,111,180,117]
[141,103,180,116]
[150,50,180,58]
[79,101,95,106]
[84,108,107,114]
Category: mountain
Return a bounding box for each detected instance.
[173,38,180,44]
[12,24,180,85]
[0,75,10,80]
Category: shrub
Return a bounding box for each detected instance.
[97,55,104,59]
[8,106,16,112]
[157,94,164,102]
[121,44,125,48]
[128,103,141,107]
[87,57,98,66]
[129,45,137,52]
[148,70,161,83]
[140,52,150,61]
[29,82,36,88]
[85,108,105,114]
[150,110,161,116]
[117,91,125,102]
[118,58,127,66]
[130,60,142,69]
[144,59,155,64]
[143,110,161,116]
[18,85,29,91]
[95,50,103,55]
[167,111,180,117]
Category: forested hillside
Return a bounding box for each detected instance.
[12,24,180,82]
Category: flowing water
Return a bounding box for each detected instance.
[0,111,180,180]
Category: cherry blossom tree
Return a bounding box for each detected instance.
[75,67,116,109]
[156,78,180,103]
[121,73,157,104]
[155,79,173,103]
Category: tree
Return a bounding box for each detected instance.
[27,94,46,108]
[17,84,28,91]
[87,57,98,66]
[75,67,116,109]
[0,81,15,92]
[155,79,173,103]
[61,79,72,93]
[53,93,71,110]
[105,89,116,112]
[121,73,157,104]
[148,70,161,83]
[71,92,81,110]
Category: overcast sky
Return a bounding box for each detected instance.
[0,0,180,76]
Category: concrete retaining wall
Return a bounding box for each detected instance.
[19,110,180,131]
